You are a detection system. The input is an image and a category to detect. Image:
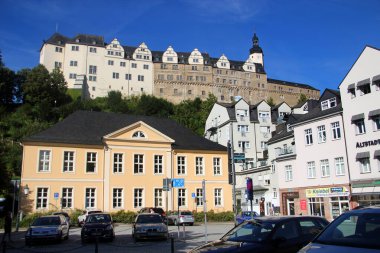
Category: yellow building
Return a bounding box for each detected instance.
[20,111,232,214]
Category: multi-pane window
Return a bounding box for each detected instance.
[36,187,48,209]
[86,152,97,172]
[238,141,250,151]
[125,74,132,80]
[317,125,326,143]
[331,122,341,140]
[89,47,97,53]
[373,116,380,131]
[320,159,330,177]
[134,154,144,174]
[273,188,278,198]
[69,60,78,66]
[89,76,96,82]
[355,119,366,134]
[54,61,62,68]
[154,155,163,174]
[63,151,74,172]
[213,157,221,175]
[85,188,96,208]
[120,62,126,67]
[69,73,77,79]
[214,188,222,206]
[307,161,316,178]
[112,72,119,79]
[285,165,293,181]
[71,45,79,51]
[138,75,144,81]
[38,150,51,172]
[178,189,186,207]
[134,189,143,208]
[335,157,345,176]
[238,125,249,133]
[61,188,73,209]
[108,60,114,65]
[321,98,336,110]
[196,188,203,206]
[359,158,371,173]
[89,65,97,74]
[131,63,137,68]
[305,129,313,145]
[113,153,124,173]
[55,47,63,53]
[195,157,204,175]
[177,156,186,175]
[154,189,163,207]
[143,64,149,70]
[113,188,123,208]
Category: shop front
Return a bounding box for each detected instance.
[351,180,380,207]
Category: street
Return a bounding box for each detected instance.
[1,222,234,253]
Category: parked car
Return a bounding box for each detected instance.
[81,213,115,243]
[25,215,69,246]
[138,207,167,223]
[236,211,259,224]
[77,209,102,226]
[299,206,380,253]
[132,213,168,241]
[53,212,71,227]
[168,210,194,226]
[188,215,328,253]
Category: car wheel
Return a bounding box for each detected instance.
[189,223,194,226]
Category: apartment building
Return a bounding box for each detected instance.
[40,33,320,105]
[204,98,291,214]
[339,46,380,207]
[20,111,231,213]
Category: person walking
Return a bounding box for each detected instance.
[1,211,12,243]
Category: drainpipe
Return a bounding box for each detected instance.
[341,112,353,209]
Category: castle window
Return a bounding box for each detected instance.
[132,131,145,138]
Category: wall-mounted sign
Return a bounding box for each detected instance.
[356,139,380,148]
[282,192,299,199]
[300,199,307,210]
[306,187,349,198]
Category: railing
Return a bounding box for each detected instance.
[277,147,294,157]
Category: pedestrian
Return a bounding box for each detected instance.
[1,211,12,243]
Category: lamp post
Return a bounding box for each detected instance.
[16,184,29,232]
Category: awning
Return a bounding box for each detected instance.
[374,150,380,158]
[357,78,371,87]
[347,83,355,90]
[351,113,364,122]
[352,186,380,195]
[368,109,380,118]
[356,151,370,159]
[373,74,380,83]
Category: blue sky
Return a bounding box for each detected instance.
[0,0,379,92]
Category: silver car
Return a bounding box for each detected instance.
[25,215,69,245]
[299,206,380,253]
[132,213,168,241]
[168,210,194,226]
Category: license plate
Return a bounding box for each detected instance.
[91,232,102,236]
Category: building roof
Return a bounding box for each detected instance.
[267,78,319,91]
[293,103,343,126]
[24,110,226,152]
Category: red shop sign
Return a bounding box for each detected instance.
[300,199,307,210]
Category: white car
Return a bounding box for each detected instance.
[77,209,102,226]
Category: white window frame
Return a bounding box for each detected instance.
[154,155,163,174]
[154,188,163,207]
[307,161,316,178]
[133,188,144,208]
[196,188,203,206]
[285,165,293,181]
[61,187,73,209]
[195,157,204,175]
[359,158,371,173]
[373,116,380,131]
[134,154,144,174]
[213,157,221,175]
[305,128,313,145]
[320,159,330,177]
[85,188,96,208]
[86,152,97,173]
[178,188,187,207]
[331,122,341,140]
[335,157,345,176]
[113,153,124,173]
[63,151,75,172]
[317,125,326,143]
[214,188,223,207]
[36,187,49,209]
[177,156,187,175]
[355,119,366,134]
[113,188,123,209]
[38,150,51,172]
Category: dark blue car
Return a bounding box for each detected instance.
[236,211,259,224]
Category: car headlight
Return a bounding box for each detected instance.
[106,224,113,230]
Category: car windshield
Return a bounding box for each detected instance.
[222,220,275,243]
[86,214,111,223]
[180,211,192,215]
[33,217,61,226]
[241,212,256,216]
[137,215,163,224]
[315,212,380,249]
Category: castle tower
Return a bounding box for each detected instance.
[249,33,264,66]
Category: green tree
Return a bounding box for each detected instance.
[106,91,129,113]
[266,97,275,107]
[135,94,174,117]
[0,66,16,106]
[298,93,307,104]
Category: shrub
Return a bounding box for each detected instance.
[194,210,234,222]
[111,210,137,223]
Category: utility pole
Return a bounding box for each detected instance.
[229,122,237,225]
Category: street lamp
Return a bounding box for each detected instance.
[24,184,30,195]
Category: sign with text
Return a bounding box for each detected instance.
[306,187,349,198]
[172,178,185,188]
[300,199,307,210]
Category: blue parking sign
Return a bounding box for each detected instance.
[54,192,59,199]
[172,178,185,187]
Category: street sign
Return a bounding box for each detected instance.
[172,178,185,188]
[54,192,59,199]
[191,193,196,198]
[234,153,245,163]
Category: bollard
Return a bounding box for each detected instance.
[182,223,186,240]
[171,235,174,253]
[95,236,99,253]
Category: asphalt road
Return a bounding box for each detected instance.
[1,222,234,253]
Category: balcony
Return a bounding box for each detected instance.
[276,147,295,157]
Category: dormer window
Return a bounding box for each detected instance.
[321,97,336,111]
[113,44,117,48]
[132,131,145,138]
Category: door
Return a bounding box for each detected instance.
[287,199,295,215]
